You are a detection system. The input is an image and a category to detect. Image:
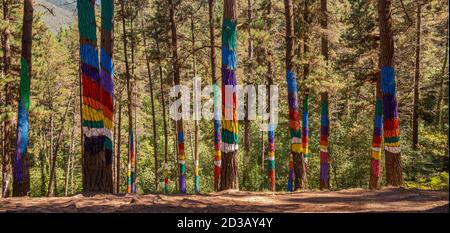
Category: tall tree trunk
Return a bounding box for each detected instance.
[156,37,169,193]
[78,0,114,194]
[119,0,135,194]
[265,0,276,192]
[1,0,12,198]
[12,0,33,197]
[369,78,382,189]
[116,92,122,194]
[208,0,221,192]
[300,0,311,190]
[169,0,186,193]
[65,110,75,196]
[243,0,252,155]
[412,4,421,150]
[190,12,200,194]
[219,0,239,191]
[319,0,330,190]
[436,38,448,131]
[142,18,159,193]
[284,0,305,191]
[378,0,403,186]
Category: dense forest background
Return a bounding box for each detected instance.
[0,0,448,197]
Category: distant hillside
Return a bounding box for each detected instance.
[35,0,77,34]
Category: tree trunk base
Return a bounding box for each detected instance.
[82,145,113,193]
[220,151,239,191]
[293,153,307,190]
[385,151,403,186]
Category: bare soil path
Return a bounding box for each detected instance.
[0,187,447,213]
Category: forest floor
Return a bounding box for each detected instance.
[0,187,447,213]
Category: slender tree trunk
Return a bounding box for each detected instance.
[120,0,135,194]
[369,78,382,189]
[1,0,12,198]
[208,0,221,192]
[265,0,276,192]
[412,4,421,150]
[319,0,330,190]
[169,0,186,193]
[243,0,252,155]
[142,18,159,193]
[284,0,306,191]
[156,37,169,193]
[116,93,122,193]
[436,39,448,131]
[190,12,200,194]
[378,0,403,186]
[12,0,33,197]
[65,116,75,196]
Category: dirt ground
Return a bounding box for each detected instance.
[0,187,447,213]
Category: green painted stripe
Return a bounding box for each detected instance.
[222,19,236,51]
[290,129,301,138]
[82,120,104,128]
[268,160,275,169]
[221,129,238,144]
[385,136,400,143]
[101,0,113,31]
[77,0,97,42]
[19,58,30,111]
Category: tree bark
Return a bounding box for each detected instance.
[119,0,136,194]
[219,0,239,191]
[116,92,122,194]
[190,11,200,194]
[142,18,159,193]
[208,0,221,192]
[319,0,330,190]
[1,0,12,198]
[169,0,186,193]
[243,0,252,155]
[436,24,448,131]
[378,0,403,186]
[156,36,169,193]
[412,4,421,150]
[284,0,306,191]
[12,0,33,197]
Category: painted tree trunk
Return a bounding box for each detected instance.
[169,0,186,193]
[284,0,305,191]
[369,79,382,189]
[208,0,221,192]
[220,0,239,191]
[319,0,330,190]
[191,12,200,194]
[265,0,276,192]
[12,0,33,197]
[378,0,403,186]
[320,93,330,190]
[78,0,114,193]
[119,0,135,194]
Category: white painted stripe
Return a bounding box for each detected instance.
[221,143,239,153]
[83,127,112,140]
[385,146,401,153]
